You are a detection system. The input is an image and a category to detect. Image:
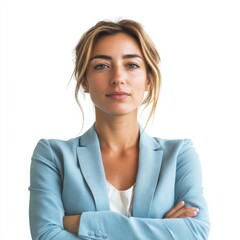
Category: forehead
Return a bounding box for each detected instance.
[91,33,143,57]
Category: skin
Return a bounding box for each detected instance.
[63,33,199,235]
[85,33,148,191]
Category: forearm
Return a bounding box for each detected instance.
[30,228,80,240]
[64,201,209,239]
[79,211,210,240]
[29,190,81,240]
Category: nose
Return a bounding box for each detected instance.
[110,65,125,85]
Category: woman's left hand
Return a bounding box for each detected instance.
[63,215,81,235]
[163,201,199,218]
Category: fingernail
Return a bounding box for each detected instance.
[194,209,199,215]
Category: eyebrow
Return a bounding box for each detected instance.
[90,54,143,61]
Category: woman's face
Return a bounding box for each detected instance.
[85,33,148,117]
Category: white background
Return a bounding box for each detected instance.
[0,0,239,239]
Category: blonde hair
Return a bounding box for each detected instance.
[73,19,161,128]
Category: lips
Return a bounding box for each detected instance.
[105,91,130,100]
[106,91,130,96]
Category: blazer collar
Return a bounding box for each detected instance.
[77,125,109,211]
[77,124,163,217]
[133,128,163,217]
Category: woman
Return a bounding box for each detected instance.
[29,19,210,239]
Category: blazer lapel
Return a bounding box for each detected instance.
[77,125,163,217]
[77,126,109,211]
[133,130,163,217]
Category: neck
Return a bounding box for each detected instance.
[94,110,140,152]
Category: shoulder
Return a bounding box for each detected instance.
[31,125,97,161]
[141,129,195,155]
[32,136,81,159]
[153,137,198,164]
[153,137,194,152]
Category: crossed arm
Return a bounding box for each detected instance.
[29,139,210,239]
[63,201,200,235]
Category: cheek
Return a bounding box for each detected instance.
[132,76,148,90]
[87,81,107,104]
[86,72,109,91]
[132,80,148,101]
[131,70,147,84]
[88,82,105,93]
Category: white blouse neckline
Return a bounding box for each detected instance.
[106,180,135,217]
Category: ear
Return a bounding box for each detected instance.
[145,77,150,91]
[82,77,89,93]
[145,82,150,91]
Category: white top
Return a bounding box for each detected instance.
[106,181,135,217]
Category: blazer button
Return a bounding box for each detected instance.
[102,234,109,239]
[88,231,94,236]
[94,232,101,238]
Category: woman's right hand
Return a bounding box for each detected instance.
[163,201,199,218]
[63,215,81,235]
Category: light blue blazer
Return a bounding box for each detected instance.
[29,125,210,239]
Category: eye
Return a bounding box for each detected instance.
[94,64,109,70]
[127,63,140,69]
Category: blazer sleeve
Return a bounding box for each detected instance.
[29,139,79,240]
[77,139,210,240]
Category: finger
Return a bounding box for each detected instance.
[164,201,185,218]
[174,207,199,218]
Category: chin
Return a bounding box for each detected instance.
[108,110,134,116]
